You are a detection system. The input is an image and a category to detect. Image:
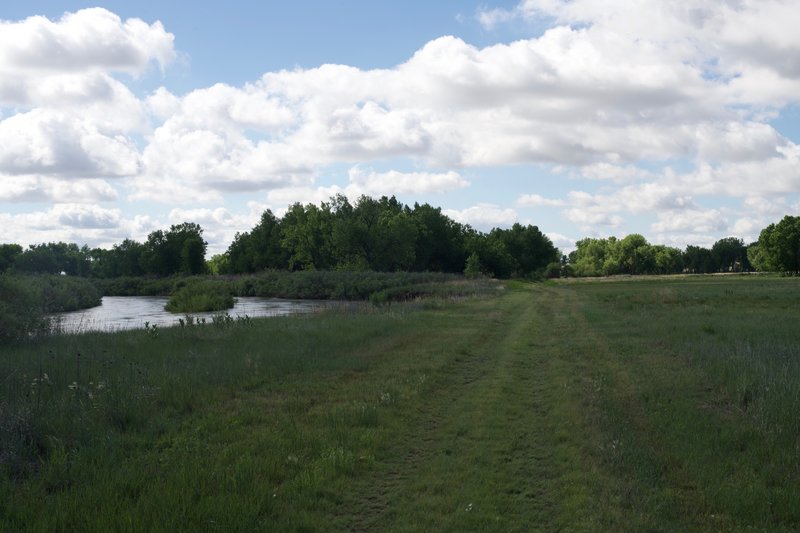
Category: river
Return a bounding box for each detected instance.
[51,296,329,333]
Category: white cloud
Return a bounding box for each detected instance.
[516,193,564,207]
[578,162,654,183]
[262,167,468,212]
[0,8,174,77]
[0,175,118,203]
[563,208,624,229]
[0,204,158,248]
[53,203,122,229]
[545,232,574,252]
[478,0,800,107]
[0,109,141,178]
[651,208,728,234]
[346,166,468,196]
[443,203,518,230]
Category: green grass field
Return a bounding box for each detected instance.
[2,275,799,530]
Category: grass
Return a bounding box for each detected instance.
[1,275,799,530]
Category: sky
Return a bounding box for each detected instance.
[1,1,800,255]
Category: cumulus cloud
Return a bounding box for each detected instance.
[346,166,468,196]
[517,193,565,207]
[53,203,122,229]
[0,204,158,248]
[0,8,174,76]
[651,208,728,234]
[0,109,141,178]
[261,167,468,212]
[478,0,800,105]
[443,203,518,230]
[0,176,118,203]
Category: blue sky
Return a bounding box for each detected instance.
[2,1,800,254]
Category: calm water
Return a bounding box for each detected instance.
[51,296,328,333]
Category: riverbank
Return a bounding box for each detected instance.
[2,276,798,529]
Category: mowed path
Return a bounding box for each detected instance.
[338,284,624,531]
[334,280,783,532]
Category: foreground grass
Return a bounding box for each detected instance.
[1,276,799,530]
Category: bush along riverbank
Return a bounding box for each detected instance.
[93,271,466,300]
[0,274,100,342]
[164,280,234,313]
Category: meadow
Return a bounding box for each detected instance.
[1,275,799,530]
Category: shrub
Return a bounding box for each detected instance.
[164,281,234,313]
[0,275,47,342]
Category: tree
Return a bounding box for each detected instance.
[0,244,22,273]
[411,203,467,272]
[749,216,800,273]
[281,203,335,270]
[227,210,287,273]
[13,242,92,275]
[569,238,611,277]
[464,252,482,278]
[492,223,559,277]
[140,223,207,276]
[683,245,714,274]
[466,230,515,279]
[711,237,749,272]
[206,253,230,275]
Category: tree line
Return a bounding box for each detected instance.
[1,196,799,279]
[0,195,559,279]
[566,215,800,277]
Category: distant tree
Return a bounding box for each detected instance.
[492,223,559,277]
[569,237,610,277]
[0,244,23,273]
[464,252,482,278]
[466,230,515,279]
[411,203,467,272]
[683,245,715,274]
[326,195,417,271]
[616,234,654,275]
[281,203,335,270]
[14,242,92,275]
[711,237,749,272]
[180,234,207,275]
[140,223,207,276]
[206,253,230,275]
[749,216,800,273]
[652,245,683,274]
[227,209,287,273]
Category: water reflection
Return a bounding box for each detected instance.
[52,296,327,333]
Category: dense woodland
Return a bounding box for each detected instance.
[1,195,799,279]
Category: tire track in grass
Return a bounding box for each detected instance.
[339,290,530,531]
[340,285,611,531]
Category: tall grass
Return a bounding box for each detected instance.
[567,275,800,526]
[0,280,495,530]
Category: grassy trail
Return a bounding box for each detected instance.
[338,281,800,531]
[337,284,619,531]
